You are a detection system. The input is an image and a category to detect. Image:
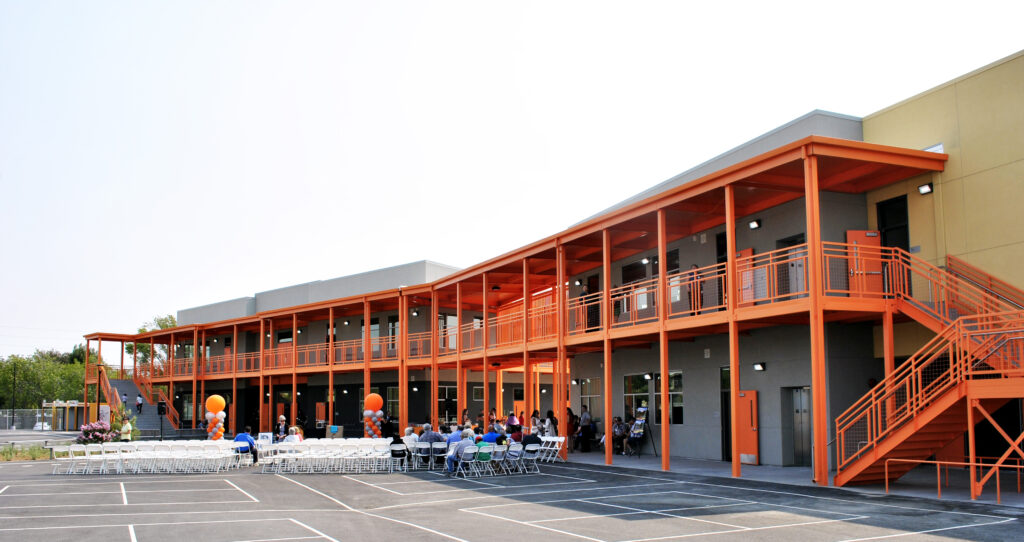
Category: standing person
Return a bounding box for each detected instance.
[578,405,593,452]
[488,408,497,428]
[544,410,558,438]
[121,392,128,407]
[461,409,471,427]
[506,410,519,433]
[120,417,132,441]
[135,393,144,415]
[530,410,542,435]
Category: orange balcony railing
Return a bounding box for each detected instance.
[529,303,557,340]
[371,336,399,362]
[460,322,484,352]
[822,242,895,299]
[489,311,524,349]
[172,357,194,377]
[263,347,292,370]
[666,262,727,317]
[610,278,660,327]
[333,338,363,365]
[437,327,457,355]
[237,352,260,373]
[734,243,809,305]
[296,343,329,367]
[204,354,232,375]
[567,291,603,335]
[408,331,432,360]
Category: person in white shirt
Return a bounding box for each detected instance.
[283,427,301,443]
[402,426,419,448]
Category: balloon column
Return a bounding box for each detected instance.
[363,393,384,438]
[205,394,227,440]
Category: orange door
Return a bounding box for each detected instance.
[737,390,759,465]
[845,231,883,294]
[736,248,755,306]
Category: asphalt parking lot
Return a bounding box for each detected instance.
[0,459,1020,542]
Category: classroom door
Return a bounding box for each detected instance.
[845,230,883,295]
[737,390,759,465]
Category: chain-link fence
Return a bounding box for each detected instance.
[0,409,57,431]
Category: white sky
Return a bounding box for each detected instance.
[1,1,1021,356]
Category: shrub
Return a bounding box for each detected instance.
[76,420,116,444]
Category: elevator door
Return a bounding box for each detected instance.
[792,387,812,467]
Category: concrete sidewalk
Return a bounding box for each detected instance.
[564,449,1024,508]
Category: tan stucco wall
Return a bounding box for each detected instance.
[863,50,1024,282]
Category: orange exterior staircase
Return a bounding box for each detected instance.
[834,246,1024,487]
[132,360,181,429]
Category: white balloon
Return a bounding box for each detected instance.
[216,411,226,420]
[363,409,373,418]
[217,422,224,429]
[375,410,383,418]
[205,412,215,421]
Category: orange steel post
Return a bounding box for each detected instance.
[120,341,124,380]
[496,369,504,416]
[968,398,978,499]
[883,308,895,376]
[97,339,102,408]
[803,152,829,486]
[657,208,671,471]
[523,258,533,432]
[291,314,297,426]
[259,320,265,432]
[200,330,206,425]
[431,290,439,428]
[398,294,408,432]
[170,333,175,378]
[132,340,137,381]
[523,353,532,430]
[192,328,198,429]
[363,299,371,434]
[328,307,335,426]
[482,274,490,420]
[603,228,614,466]
[725,185,741,478]
[556,244,568,460]
[456,283,465,417]
[83,339,89,418]
[232,324,238,435]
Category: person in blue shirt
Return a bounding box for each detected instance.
[446,429,476,475]
[446,425,463,446]
[233,426,258,465]
[481,424,500,443]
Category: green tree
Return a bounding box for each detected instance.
[124,314,176,367]
[0,351,85,409]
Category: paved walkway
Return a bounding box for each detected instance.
[565,449,1024,508]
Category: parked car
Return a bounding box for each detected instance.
[33,422,52,431]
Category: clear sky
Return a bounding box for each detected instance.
[1,1,1021,356]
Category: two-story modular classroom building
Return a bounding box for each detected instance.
[84,50,1024,491]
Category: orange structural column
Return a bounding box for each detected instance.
[327,308,334,426]
[363,299,371,428]
[803,151,829,486]
[259,320,265,432]
[291,314,297,426]
[602,229,614,466]
[657,209,671,471]
[430,290,439,428]
[555,244,568,460]
[456,283,465,418]
[398,295,408,432]
[725,185,741,478]
[191,329,198,429]
[482,274,490,422]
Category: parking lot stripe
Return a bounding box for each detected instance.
[275,475,354,510]
[529,502,750,523]
[582,499,747,530]
[225,479,260,502]
[128,525,137,542]
[288,518,339,542]
[463,506,604,542]
[369,481,686,511]
[120,483,128,505]
[0,485,8,495]
[838,517,1018,542]
[355,509,470,542]
[342,475,402,495]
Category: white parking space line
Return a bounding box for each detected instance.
[582,499,747,530]
[0,485,8,495]
[341,475,402,495]
[120,482,128,505]
[838,517,1018,542]
[463,506,603,542]
[369,481,687,511]
[529,503,750,524]
[275,475,355,510]
[128,525,137,542]
[288,518,339,542]
[225,479,260,502]
[620,516,873,542]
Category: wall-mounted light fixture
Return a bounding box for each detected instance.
[296,391,301,396]
[342,389,349,394]
[491,285,500,291]
[641,257,650,265]
[574,280,582,286]
[643,373,653,380]
[343,320,350,326]
[412,386,418,392]
[918,182,933,195]
[296,329,302,334]
[412,309,419,317]
[748,219,762,230]
[753,362,767,371]
[541,388,547,393]
[571,379,579,385]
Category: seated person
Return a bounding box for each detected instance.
[521,426,543,447]
[480,424,501,443]
[612,417,629,454]
[494,428,508,446]
[446,426,464,446]
[445,429,476,475]
[233,426,258,465]
[402,427,419,448]
[508,428,523,442]
[473,425,484,443]
[419,423,444,443]
[283,427,301,443]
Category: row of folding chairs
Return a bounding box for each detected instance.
[538,436,566,462]
[260,440,406,474]
[52,441,246,475]
[453,443,541,478]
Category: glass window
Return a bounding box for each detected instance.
[386,387,399,417]
[623,374,649,419]
[472,386,484,401]
[654,372,684,424]
[622,261,647,285]
[579,377,603,426]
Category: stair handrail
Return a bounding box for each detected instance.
[891,248,1016,324]
[835,310,1024,470]
[152,387,180,429]
[946,254,1024,311]
[97,365,123,413]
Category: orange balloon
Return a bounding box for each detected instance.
[205,395,226,414]
[211,433,221,440]
[364,393,383,412]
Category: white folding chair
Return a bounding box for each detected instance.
[522,443,541,473]
[455,445,478,478]
[389,443,408,473]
